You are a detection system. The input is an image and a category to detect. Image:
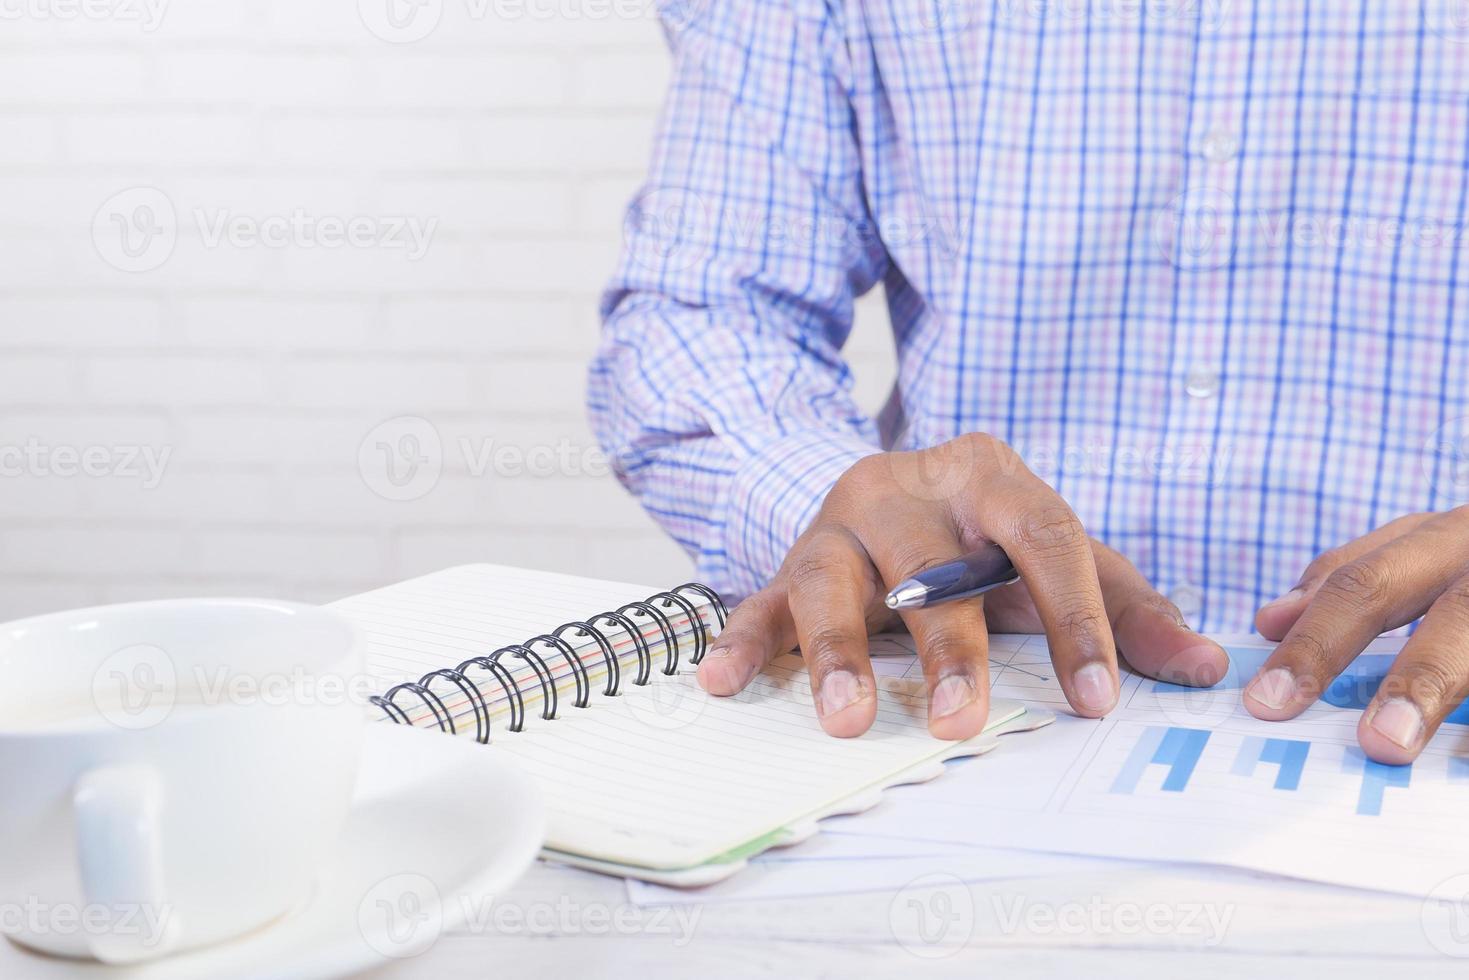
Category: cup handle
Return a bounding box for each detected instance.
[72,766,180,964]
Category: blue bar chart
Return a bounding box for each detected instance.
[1231,736,1310,790]
[1341,748,1411,816]
[1110,726,1211,794]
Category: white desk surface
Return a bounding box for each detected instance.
[365,858,1467,978]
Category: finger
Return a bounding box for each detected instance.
[784,528,880,737]
[1244,512,1469,721]
[1254,513,1433,640]
[954,462,1118,717]
[697,586,796,696]
[858,521,991,740]
[1357,574,1469,764]
[1092,543,1229,687]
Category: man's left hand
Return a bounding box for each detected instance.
[1247,510,1469,763]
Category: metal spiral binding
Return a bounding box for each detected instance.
[371,582,728,740]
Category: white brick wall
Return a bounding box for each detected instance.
[0,0,896,621]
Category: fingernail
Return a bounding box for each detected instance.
[1368,698,1424,750]
[1070,662,1117,713]
[704,645,737,658]
[1245,666,1297,710]
[817,670,872,717]
[929,674,977,721]
[1259,587,1306,611]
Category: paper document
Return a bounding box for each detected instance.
[828,633,1469,898]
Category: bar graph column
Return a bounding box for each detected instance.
[1231,736,1310,791]
[1343,748,1411,816]
[1111,726,1211,794]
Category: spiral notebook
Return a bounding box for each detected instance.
[330,564,1053,885]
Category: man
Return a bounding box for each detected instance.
[588,1,1469,765]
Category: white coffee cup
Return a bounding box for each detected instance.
[0,599,366,964]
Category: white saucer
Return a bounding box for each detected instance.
[2,724,545,980]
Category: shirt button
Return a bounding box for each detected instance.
[1202,128,1240,163]
[1185,366,1220,399]
[1170,583,1203,623]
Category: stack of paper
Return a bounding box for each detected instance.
[625,633,1469,905]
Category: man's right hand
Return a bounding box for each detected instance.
[697,433,1230,739]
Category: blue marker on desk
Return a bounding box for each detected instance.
[884,543,1020,611]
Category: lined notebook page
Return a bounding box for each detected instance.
[332,565,1025,871]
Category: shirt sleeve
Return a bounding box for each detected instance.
[587,0,889,600]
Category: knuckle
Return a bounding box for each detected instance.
[787,551,850,591]
[1300,547,1346,588]
[1319,559,1393,610]
[1056,606,1107,646]
[914,632,980,672]
[1011,505,1087,557]
[1283,626,1336,678]
[1439,575,1469,612]
[886,542,956,582]
[803,638,863,678]
[733,589,786,630]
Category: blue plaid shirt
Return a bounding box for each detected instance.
[589,0,1469,633]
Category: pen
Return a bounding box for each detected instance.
[884,543,1020,611]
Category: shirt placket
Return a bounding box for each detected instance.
[1161,13,1252,628]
